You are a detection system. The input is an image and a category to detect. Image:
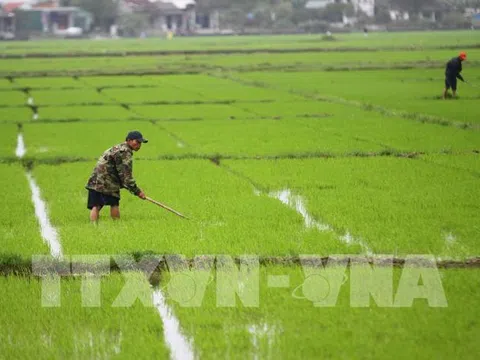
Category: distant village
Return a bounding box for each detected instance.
[1,0,479,40]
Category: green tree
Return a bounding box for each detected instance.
[118,12,149,37]
[61,0,119,30]
[292,0,309,9]
[375,0,393,23]
[321,3,355,22]
[441,11,472,27]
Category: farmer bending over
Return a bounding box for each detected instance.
[443,52,467,99]
[86,131,148,222]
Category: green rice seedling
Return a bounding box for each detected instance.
[2,48,480,76]
[420,153,480,174]
[1,31,479,55]
[238,68,480,126]
[160,74,301,101]
[0,91,27,106]
[133,104,254,121]
[0,164,49,257]
[162,265,480,359]
[31,89,110,106]
[82,75,168,87]
[0,274,170,358]
[227,158,480,258]
[161,110,480,156]
[36,105,133,121]
[162,118,386,156]
[189,49,480,69]
[0,123,20,158]
[0,107,32,123]
[103,88,207,104]
[22,122,184,159]
[13,77,83,88]
[31,160,350,256]
[0,78,12,88]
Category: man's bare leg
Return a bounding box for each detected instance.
[111,206,120,220]
[90,206,101,222]
[443,88,448,99]
[452,90,457,98]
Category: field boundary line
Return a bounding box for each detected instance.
[3,61,480,78]
[0,112,333,124]
[1,256,480,275]
[2,149,479,167]
[1,44,480,59]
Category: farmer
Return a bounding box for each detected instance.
[86,131,148,222]
[443,51,467,99]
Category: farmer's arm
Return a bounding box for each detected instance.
[115,152,143,196]
[457,62,465,81]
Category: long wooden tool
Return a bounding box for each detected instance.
[146,197,190,220]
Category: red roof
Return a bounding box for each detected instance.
[33,1,59,8]
[2,2,25,13]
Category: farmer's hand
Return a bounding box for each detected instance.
[138,191,146,200]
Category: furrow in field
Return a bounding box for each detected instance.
[15,133,26,158]
[16,132,63,258]
[266,188,373,255]
[25,172,63,259]
[153,289,195,360]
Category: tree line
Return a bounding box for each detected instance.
[60,0,479,32]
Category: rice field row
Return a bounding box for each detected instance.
[1,70,480,130]
[4,154,479,259]
[1,31,478,55]
[2,48,480,75]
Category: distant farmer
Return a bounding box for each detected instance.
[443,51,467,99]
[86,131,148,222]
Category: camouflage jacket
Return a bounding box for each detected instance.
[86,142,141,199]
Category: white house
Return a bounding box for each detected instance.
[389,10,410,21]
[355,0,375,17]
[120,0,220,35]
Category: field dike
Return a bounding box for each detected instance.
[0,114,331,125]
[213,73,480,131]
[0,99,281,110]
[3,149,479,169]
[2,255,480,277]
[1,43,479,59]
[5,61,480,78]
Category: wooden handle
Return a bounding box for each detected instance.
[146,197,189,220]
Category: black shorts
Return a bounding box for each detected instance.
[87,189,119,210]
[445,76,457,91]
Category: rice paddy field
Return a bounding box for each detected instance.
[1,31,480,359]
